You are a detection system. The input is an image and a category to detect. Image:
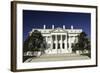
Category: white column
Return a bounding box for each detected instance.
[65,34,67,50]
[51,35,53,50]
[69,37,72,53]
[60,35,62,49]
[55,35,58,53]
[45,36,47,42]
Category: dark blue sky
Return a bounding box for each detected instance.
[23,10,91,41]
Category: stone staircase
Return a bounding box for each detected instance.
[25,53,90,62]
[40,53,82,58]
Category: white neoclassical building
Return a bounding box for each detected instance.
[30,25,82,54]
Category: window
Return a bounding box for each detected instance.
[58,43,60,49]
[53,43,55,49]
[47,36,50,41]
[62,35,66,41]
[47,44,51,48]
[57,35,60,41]
[62,43,65,49]
[52,35,55,41]
[74,37,78,43]
[71,43,74,48]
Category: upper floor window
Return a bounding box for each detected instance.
[57,35,61,41]
[52,35,55,41]
[62,35,66,41]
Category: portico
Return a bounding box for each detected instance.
[49,32,68,54]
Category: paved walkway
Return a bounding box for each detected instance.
[24,53,90,63]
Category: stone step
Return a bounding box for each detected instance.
[24,53,90,62]
[40,53,80,58]
[25,55,89,62]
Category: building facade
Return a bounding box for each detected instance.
[30,25,82,54]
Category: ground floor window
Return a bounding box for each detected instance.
[53,43,55,49]
[62,43,65,49]
[58,43,60,49]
